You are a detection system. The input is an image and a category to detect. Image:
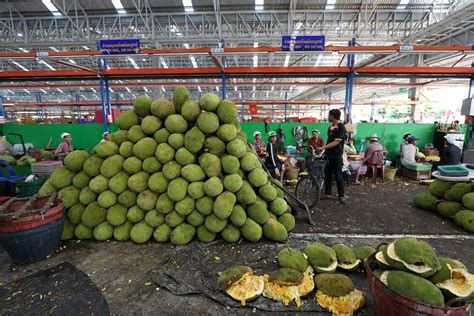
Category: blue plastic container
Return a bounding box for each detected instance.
[0,217,64,264]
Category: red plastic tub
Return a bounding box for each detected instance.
[364,253,471,316]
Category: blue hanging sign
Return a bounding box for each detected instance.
[98,39,140,55]
[282,35,325,51]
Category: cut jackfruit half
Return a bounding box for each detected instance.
[315,289,365,315]
[337,259,361,271]
[385,242,436,276]
[375,251,390,269]
[298,266,315,296]
[225,272,264,306]
[316,260,338,273]
[436,269,474,299]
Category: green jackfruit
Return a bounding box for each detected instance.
[444,183,471,202]
[204,214,228,233]
[109,171,129,194]
[114,221,133,241]
[216,124,237,142]
[141,115,162,135]
[240,218,262,242]
[199,153,222,177]
[58,185,80,208]
[167,177,188,202]
[165,211,184,227]
[64,150,89,171]
[110,130,128,145]
[175,147,196,165]
[100,154,124,178]
[133,137,158,159]
[315,274,355,297]
[226,138,247,158]
[144,210,165,228]
[128,171,149,193]
[217,99,238,124]
[148,172,168,193]
[181,164,206,182]
[437,201,463,218]
[230,205,247,227]
[118,190,137,208]
[170,223,196,245]
[173,86,189,112]
[153,223,172,242]
[204,136,225,156]
[93,222,114,241]
[155,143,175,164]
[156,193,174,214]
[278,247,309,272]
[89,175,109,194]
[137,190,158,211]
[164,114,188,134]
[119,141,134,158]
[81,202,107,228]
[240,152,260,172]
[332,244,361,270]
[94,140,119,158]
[462,192,474,210]
[97,190,117,208]
[236,181,257,205]
[199,93,220,112]
[175,196,195,216]
[263,218,288,242]
[181,100,201,122]
[197,112,220,134]
[221,155,240,174]
[259,184,277,202]
[75,223,93,239]
[203,176,223,197]
[79,187,97,205]
[50,166,75,189]
[130,221,154,244]
[414,192,437,212]
[72,171,91,189]
[127,125,146,143]
[167,133,184,150]
[186,210,204,227]
[247,201,269,225]
[271,197,288,216]
[213,192,236,219]
[221,224,241,242]
[197,225,216,242]
[61,219,75,240]
[67,203,85,224]
[184,127,205,153]
[38,180,56,196]
[455,210,474,232]
[134,95,152,117]
[223,174,244,192]
[196,196,214,215]
[127,205,145,223]
[151,98,175,119]
[269,268,304,285]
[304,243,337,273]
[188,182,205,199]
[142,157,161,174]
[429,257,467,284]
[162,161,182,180]
[353,245,376,261]
[154,128,171,144]
[115,110,139,130]
[248,168,268,187]
[106,204,127,226]
[429,179,451,198]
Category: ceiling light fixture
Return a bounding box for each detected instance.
[397,0,409,10]
[111,0,126,14]
[42,0,61,16]
[255,0,264,11]
[182,0,194,12]
[325,0,336,10]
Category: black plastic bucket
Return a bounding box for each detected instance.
[0,217,64,264]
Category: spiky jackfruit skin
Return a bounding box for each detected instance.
[217,266,253,291]
[382,271,444,306]
[110,130,128,145]
[454,210,474,232]
[247,201,269,225]
[184,127,205,153]
[97,190,117,208]
[414,192,438,211]
[148,172,168,194]
[155,193,174,215]
[196,196,214,215]
[221,155,240,174]
[181,100,201,122]
[93,222,114,241]
[94,140,119,158]
[118,190,137,208]
[217,99,238,124]
[128,172,149,193]
[315,274,355,297]
[58,186,80,208]
[269,268,304,285]
[119,141,134,158]
[240,218,262,242]
[115,110,139,130]
[109,171,129,194]
[168,133,185,150]
[213,192,236,219]
[165,211,184,228]
[181,164,206,182]
[79,187,97,205]
[175,148,196,166]
[259,184,277,202]
[141,116,162,135]
[437,201,463,218]
[278,214,295,232]
[271,197,288,216]
[107,204,127,226]
[304,243,337,273]
[429,257,467,284]
[153,223,172,242]
[123,156,142,174]
[64,150,89,172]
[197,225,216,242]
[199,93,220,112]
[154,128,171,144]
[151,98,175,119]
[61,219,75,240]
[167,177,188,202]
[89,175,109,194]
[170,223,196,245]
[173,86,189,111]
[67,203,85,224]
[114,221,133,241]
[429,179,451,198]
[155,143,175,164]
[226,138,247,158]
[133,137,158,159]
[165,114,189,134]
[332,244,360,270]
[100,154,124,178]
[187,182,204,199]
[50,166,75,190]
[230,205,247,227]
[436,269,474,300]
[248,168,268,187]
[263,219,288,241]
[72,171,91,189]
[134,95,152,117]
[278,248,309,272]
[236,181,257,205]
[221,224,241,243]
[127,205,145,223]
[216,124,237,142]
[175,196,195,216]
[137,190,158,211]
[204,136,226,156]
[204,214,228,233]
[142,157,161,174]
[462,192,474,211]
[444,183,471,202]
[186,210,204,227]
[199,153,222,177]
[75,223,93,239]
[130,221,154,244]
[81,202,107,228]
[203,176,223,197]
[38,180,56,196]
[353,245,376,261]
[162,161,182,180]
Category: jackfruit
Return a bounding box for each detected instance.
[144,210,165,228]
[173,86,189,112]
[414,192,438,212]
[155,193,174,214]
[444,183,471,202]
[148,172,168,193]
[240,152,260,172]
[127,125,145,143]
[197,112,220,134]
[130,220,154,244]
[175,147,196,165]
[278,214,295,232]
[304,243,338,273]
[75,223,93,239]
[155,143,175,164]
[93,222,114,241]
[429,257,467,284]
[167,133,184,150]
[110,130,128,145]
[462,192,474,210]
[119,141,134,158]
[186,210,204,227]
[263,218,288,242]
[141,115,162,135]
[217,266,253,291]
[221,224,240,242]
[181,100,201,122]
[315,274,365,315]
[115,110,139,130]
[333,244,361,270]
[164,114,188,134]
[127,205,145,223]
[64,150,89,171]
[436,268,474,300]
[454,209,474,232]
[181,164,205,182]
[271,197,288,216]
[380,270,444,306]
[203,136,225,156]
[89,175,109,194]
[140,158,160,174]
[106,204,127,226]
[429,179,451,198]
[162,161,182,180]
[117,190,137,208]
[50,166,75,189]
[108,171,129,194]
[196,196,214,215]
[79,187,97,205]
[151,98,175,119]
[437,201,463,218]
[240,218,262,242]
[315,273,354,297]
[170,223,195,245]
[134,95,152,117]
[165,210,184,228]
[226,138,247,158]
[167,177,188,202]
[278,247,308,272]
[199,153,222,177]
[236,181,257,205]
[133,137,158,159]
[137,190,158,211]
[58,186,80,208]
[203,176,223,197]
[221,155,240,174]
[72,171,91,189]
[38,180,56,196]
[213,191,236,219]
[94,140,119,158]
[204,213,228,233]
[67,203,85,224]
[114,221,133,241]
[175,195,195,216]
[248,168,268,187]
[128,171,149,193]
[197,225,216,242]
[199,93,220,112]
[188,181,204,199]
[217,99,238,124]
[258,184,276,202]
[247,201,269,224]
[223,174,243,193]
[230,205,247,227]
[353,245,376,261]
[81,202,107,228]
[97,190,117,208]
[100,154,124,178]
[61,219,75,240]
[154,128,171,144]
[184,127,205,153]
[216,124,237,142]
[153,223,172,242]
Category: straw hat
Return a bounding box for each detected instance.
[368,134,379,141]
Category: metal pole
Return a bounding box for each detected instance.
[284,91,288,122]
[221,39,226,100]
[104,60,112,118]
[98,58,108,132]
[75,94,81,119]
[344,38,356,123]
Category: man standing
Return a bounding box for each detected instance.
[318,109,346,204]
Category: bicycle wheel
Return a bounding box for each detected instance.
[295,176,321,209]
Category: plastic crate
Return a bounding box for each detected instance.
[31,160,63,175]
[402,167,431,180]
[438,165,470,177]
[406,162,432,171]
[16,178,47,197]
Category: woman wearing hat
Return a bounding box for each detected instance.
[307,129,324,155]
[363,134,384,164]
[440,134,462,165]
[265,131,285,182]
[252,131,266,159]
[55,132,73,161]
[101,131,111,143]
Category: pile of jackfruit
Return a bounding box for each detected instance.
[217,243,371,314]
[414,179,474,233]
[39,88,295,245]
[375,237,474,307]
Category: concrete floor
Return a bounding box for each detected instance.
[1,178,473,315]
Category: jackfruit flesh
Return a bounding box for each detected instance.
[315,289,365,316]
[225,272,264,306]
[436,269,474,299]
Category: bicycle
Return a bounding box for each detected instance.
[295,147,326,208]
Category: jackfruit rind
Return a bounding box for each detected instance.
[204,136,226,156]
[170,223,196,245]
[444,183,471,202]
[109,171,129,194]
[197,225,216,242]
[269,268,304,286]
[226,272,264,306]
[128,171,150,193]
[110,130,128,145]
[79,187,97,205]
[114,221,133,241]
[196,196,214,215]
[167,177,188,202]
[429,257,467,284]
[97,190,117,208]
[429,179,451,198]
[380,270,444,306]
[278,248,309,272]
[106,204,128,226]
[226,138,247,158]
[240,152,260,172]
[50,166,75,190]
[38,180,56,196]
[134,96,152,117]
[436,268,474,299]
[175,147,196,165]
[164,114,188,134]
[67,203,85,225]
[414,192,438,212]
[217,266,253,291]
[123,156,142,174]
[223,174,244,193]
[197,112,220,134]
[175,195,195,216]
[173,86,189,112]
[204,213,228,233]
[148,172,168,193]
[130,220,153,244]
[230,205,247,227]
[455,210,474,232]
[154,223,172,242]
[142,157,161,174]
[155,143,175,164]
[181,164,206,182]
[240,218,262,242]
[93,222,114,241]
[213,191,236,219]
[165,211,185,228]
[127,125,146,143]
[188,182,205,199]
[332,244,361,270]
[81,202,107,228]
[315,273,354,297]
[236,181,257,205]
[154,128,171,144]
[115,110,139,130]
[217,99,238,124]
[248,167,268,187]
[141,115,162,135]
[150,98,175,119]
[199,153,222,177]
[278,214,295,232]
[72,171,91,189]
[221,155,240,174]
[247,201,269,225]
[168,133,185,150]
[137,190,158,211]
[462,192,474,211]
[100,154,124,178]
[75,223,93,239]
[184,127,205,153]
[437,201,463,218]
[127,205,145,223]
[304,243,337,273]
[181,100,201,121]
[263,218,288,242]
[203,176,223,197]
[89,175,109,194]
[221,224,241,242]
[144,210,165,228]
[199,93,220,112]
[61,219,75,241]
[186,210,204,227]
[118,190,137,208]
[353,245,376,261]
[133,137,158,159]
[271,197,288,216]
[58,185,80,208]
[162,161,182,180]
[94,140,119,158]
[216,124,237,142]
[64,150,89,172]
[119,141,134,158]
[156,193,174,214]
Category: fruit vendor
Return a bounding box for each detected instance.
[400,133,411,152]
[401,135,419,166]
[440,134,462,165]
[343,138,361,184]
[307,129,324,154]
[101,131,110,143]
[252,131,266,159]
[55,132,73,161]
[265,131,285,182]
[362,134,384,164]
